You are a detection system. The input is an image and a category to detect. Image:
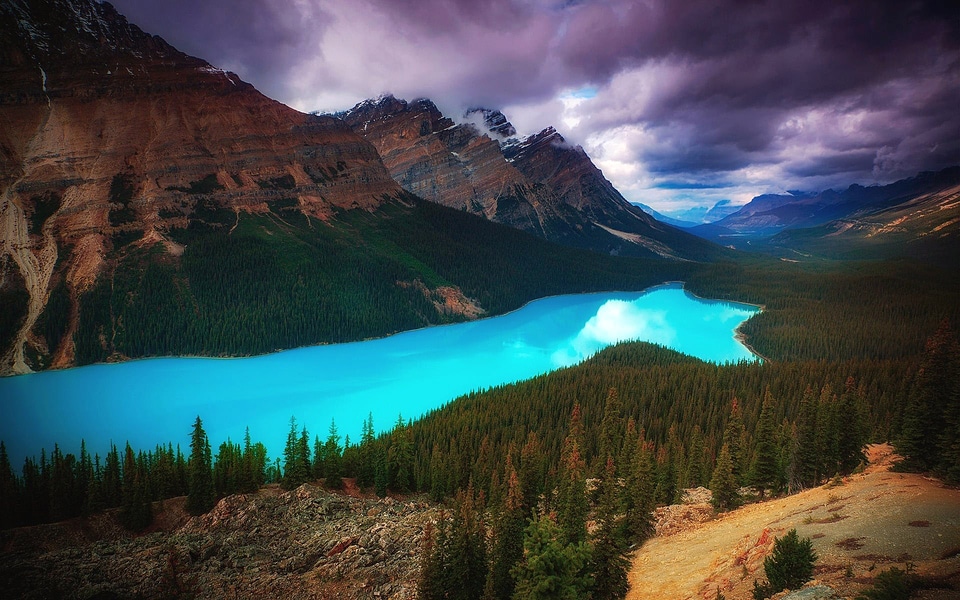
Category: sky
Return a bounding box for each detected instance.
[110,0,959,214]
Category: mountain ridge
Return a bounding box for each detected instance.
[339,94,721,261]
[693,167,960,239]
[687,167,960,264]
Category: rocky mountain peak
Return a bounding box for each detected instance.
[502,126,569,162]
[341,95,454,137]
[3,0,182,62]
[0,0,250,105]
[341,96,719,260]
[463,107,517,139]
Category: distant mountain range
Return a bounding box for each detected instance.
[686,168,960,264]
[636,200,741,227]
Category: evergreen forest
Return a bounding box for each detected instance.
[4,188,960,599]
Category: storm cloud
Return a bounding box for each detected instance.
[110,0,959,212]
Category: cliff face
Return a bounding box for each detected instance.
[0,0,400,373]
[502,126,664,234]
[340,96,556,237]
[341,96,719,260]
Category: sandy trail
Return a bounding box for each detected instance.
[627,445,960,600]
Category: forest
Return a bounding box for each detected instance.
[4,254,960,598]
[66,196,687,366]
[3,204,960,598]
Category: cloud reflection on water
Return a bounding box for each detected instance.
[551,299,676,367]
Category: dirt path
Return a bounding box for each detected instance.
[627,445,960,600]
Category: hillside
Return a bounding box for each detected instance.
[629,445,960,600]
[0,481,437,599]
[765,180,960,265]
[0,0,396,372]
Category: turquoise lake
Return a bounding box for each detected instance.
[0,283,759,464]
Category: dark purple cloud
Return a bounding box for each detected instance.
[108,0,959,211]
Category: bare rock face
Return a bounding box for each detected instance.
[341,96,719,261]
[340,96,553,234]
[0,0,400,374]
[0,484,438,600]
[502,126,663,234]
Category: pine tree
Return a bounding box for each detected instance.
[518,433,545,512]
[297,426,311,482]
[312,434,325,480]
[710,443,740,511]
[791,386,820,489]
[752,529,817,598]
[418,518,446,600]
[447,484,488,600]
[836,377,866,474]
[625,436,656,542]
[282,417,310,489]
[389,415,414,492]
[815,385,840,478]
[723,398,746,485]
[685,426,706,488]
[102,443,122,508]
[590,457,630,600]
[120,443,152,530]
[324,419,343,489]
[750,390,779,499]
[0,442,17,528]
[899,320,960,479]
[77,440,93,516]
[512,513,592,600]
[374,444,389,498]
[186,416,215,515]
[428,444,447,502]
[358,413,376,488]
[485,468,525,600]
[597,388,624,473]
[556,405,588,546]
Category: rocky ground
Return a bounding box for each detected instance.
[3,445,957,600]
[0,482,437,599]
[629,444,960,600]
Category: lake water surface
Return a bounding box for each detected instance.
[0,283,759,464]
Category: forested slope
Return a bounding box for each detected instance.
[69,195,691,366]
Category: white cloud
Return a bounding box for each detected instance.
[551,300,675,367]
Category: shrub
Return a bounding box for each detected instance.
[752,529,817,599]
[856,568,914,600]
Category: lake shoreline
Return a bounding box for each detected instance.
[0,285,763,466]
[5,280,763,378]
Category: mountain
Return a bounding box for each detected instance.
[0,0,690,375]
[635,203,700,228]
[339,95,720,260]
[652,200,742,226]
[0,0,403,373]
[691,168,960,249]
[766,173,960,265]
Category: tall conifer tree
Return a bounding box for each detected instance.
[556,405,588,546]
[590,457,630,600]
[186,416,214,515]
[750,390,780,499]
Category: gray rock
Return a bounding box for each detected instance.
[781,585,838,600]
